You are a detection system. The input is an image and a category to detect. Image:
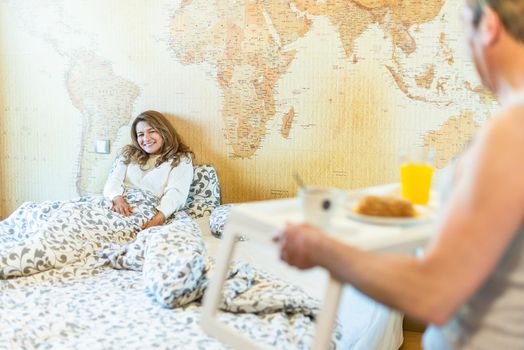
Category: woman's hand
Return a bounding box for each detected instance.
[112,195,133,216]
[274,223,326,269]
[141,211,166,230]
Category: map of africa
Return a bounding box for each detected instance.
[0,0,499,214]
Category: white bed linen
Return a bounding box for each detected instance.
[0,209,401,350]
[195,216,404,350]
[0,261,324,349]
[0,214,330,350]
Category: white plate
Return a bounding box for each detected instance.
[347,204,435,226]
[344,183,439,226]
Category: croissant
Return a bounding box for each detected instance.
[355,196,416,218]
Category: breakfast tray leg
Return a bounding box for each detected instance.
[201,208,342,350]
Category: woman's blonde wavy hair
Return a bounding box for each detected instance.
[121,110,193,168]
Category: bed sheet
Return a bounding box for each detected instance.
[0,209,400,350]
[0,253,323,349]
[0,210,337,350]
[195,217,404,350]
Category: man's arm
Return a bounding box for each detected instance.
[279,109,524,324]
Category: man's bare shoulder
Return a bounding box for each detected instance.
[463,107,524,186]
[470,106,524,202]
[479,106,524,149]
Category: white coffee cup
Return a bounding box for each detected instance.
[299,187,345,229]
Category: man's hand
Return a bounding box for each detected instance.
[274,223,326,269]
[141,211,166,230]
[111,195,133,216]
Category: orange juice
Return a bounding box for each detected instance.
[400,163,434,205]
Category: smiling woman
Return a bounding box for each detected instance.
[0,110,195,279]
[104,110,194,229]
[121,110,193,169]
[137,121,164,155]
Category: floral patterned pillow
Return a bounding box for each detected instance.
[209,204,246,240]
[182,164,221,219]
[209,204,232,238]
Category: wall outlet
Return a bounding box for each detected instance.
[95,139,110,154]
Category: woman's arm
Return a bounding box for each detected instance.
[279,110,524,325]
[103,157,133,216]
[156,157,194,219]
[140,157,194,230]
[103,156,127,201]
[142,211,165,229]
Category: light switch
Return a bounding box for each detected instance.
[95,139,110,154]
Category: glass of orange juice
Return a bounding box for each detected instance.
[400,149,435,205]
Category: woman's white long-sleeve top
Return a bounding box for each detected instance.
[103,155,193,218]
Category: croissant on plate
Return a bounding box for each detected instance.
[355,196,416,218]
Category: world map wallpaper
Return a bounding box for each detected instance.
[0,0,498,216]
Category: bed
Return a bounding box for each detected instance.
[0,165,403,349]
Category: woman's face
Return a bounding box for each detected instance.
[136,121,164,155]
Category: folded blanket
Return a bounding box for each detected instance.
[98,213,321,317]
